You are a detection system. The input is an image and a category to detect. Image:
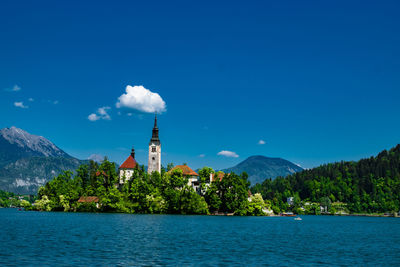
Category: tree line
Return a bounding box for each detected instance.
[252,144,400,214]
[30,161,271,215]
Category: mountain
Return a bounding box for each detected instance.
[0,127,86,194]
[222,156,303,185]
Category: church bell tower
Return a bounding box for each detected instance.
[148,114,161,174]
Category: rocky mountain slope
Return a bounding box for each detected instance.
[0,127,86,194]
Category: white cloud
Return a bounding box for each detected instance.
[88,106,111,121]
[127,113,133,116]
[46,100,59,104]
[4,84,21,92]
[14,102,28,109]
[258,140,266,145]
[88,113,100,121]
[28,98,34,102]
[116,85,166,113]
[88,154,104,162]
[199,154,205,158]
[217,150,239,158]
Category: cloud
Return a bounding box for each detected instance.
[28,98,34,102]
[14,102,28,109]
[88,154,104,163]
[199,154,206,158]
[116,85,166,113]
[12,85,21,92]
[47,100,58,104]
[88,106,111,121]
[4,85,21,92]
[217,150,239,158]
[88,114,100,121]
[258,140,266,145]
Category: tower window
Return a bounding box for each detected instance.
[152,157,155,161]
[152,146,156,152]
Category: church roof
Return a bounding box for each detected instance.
[169,165,199,176]
[120,148,138,169]
[120,155,138,169]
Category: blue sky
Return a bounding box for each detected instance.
[1,0,399,170]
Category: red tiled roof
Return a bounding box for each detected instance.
[169,165,198,176]
[211,172,225,182]
[119,155,138,169]
[77,196,99,203]
[95,170,108,177]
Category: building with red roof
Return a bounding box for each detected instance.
[119,147,139,184]
[77,196,100,208]
[169,165,199,177]
[210,171,225,182]
[168,164,200,192]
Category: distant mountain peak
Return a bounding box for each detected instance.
[222,155,303,185]
[0,126,67,158]
[0,127,86,194]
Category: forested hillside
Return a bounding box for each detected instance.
[252,145,400,213]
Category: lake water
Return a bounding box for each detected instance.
[1,209,400,266]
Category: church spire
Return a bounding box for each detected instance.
[148,114,161,174]
[150,113,160,144]
[154,113,158,128]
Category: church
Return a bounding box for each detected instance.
[118,115,162,184]
[118,115,203,192]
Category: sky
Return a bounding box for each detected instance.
[1,0,400,170]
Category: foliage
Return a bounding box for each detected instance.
[0,189,35,208]
[34,160,254,215]
[245,193,271,216]
[252,144,400,214]
[204,172,250,214]
[34,195,52,211]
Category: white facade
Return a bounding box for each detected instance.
[148,142,161,174]
[147,115,161,174]
[119,169,134,184]
[187,175,200,193]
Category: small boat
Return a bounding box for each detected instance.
[294,217,302,221]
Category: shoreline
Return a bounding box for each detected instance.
[4,207,399,217]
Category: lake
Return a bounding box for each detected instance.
[1,209,400,266]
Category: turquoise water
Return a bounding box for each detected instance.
[1,209,400,266]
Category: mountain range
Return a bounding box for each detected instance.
[222,155,303,185]
[0,127,86,194]
[0,127,303,194]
